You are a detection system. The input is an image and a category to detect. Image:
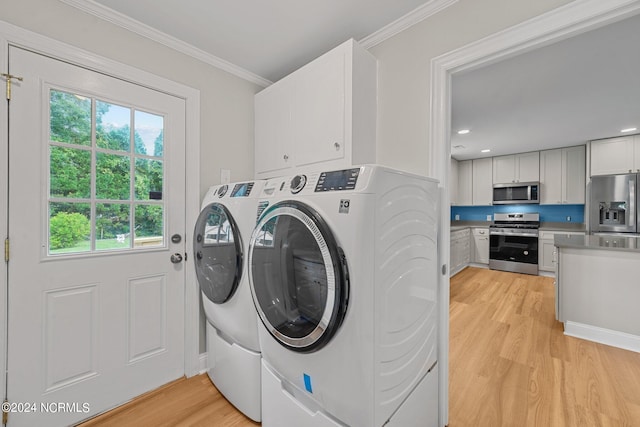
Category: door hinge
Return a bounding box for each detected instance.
[4,238,9,263]
[1,73,23,100]
[2,399,7,425]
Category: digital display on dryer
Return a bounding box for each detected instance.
[315,168,360,192]
[231,182,254,197]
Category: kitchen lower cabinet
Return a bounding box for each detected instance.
[472,228,489,264]
[538,230,585,272]
[450,228,470,276]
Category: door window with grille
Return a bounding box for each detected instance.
[48,89,165,255]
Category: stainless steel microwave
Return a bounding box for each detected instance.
[492,182,539,204]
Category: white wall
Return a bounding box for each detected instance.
[2,0,260,354]
[2,0,260,198]
[369,0,573,176]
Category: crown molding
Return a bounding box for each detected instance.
[359,0,458,49]
[59,0,273,87]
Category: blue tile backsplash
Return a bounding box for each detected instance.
[451,204,584,223]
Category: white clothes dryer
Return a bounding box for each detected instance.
[247,165,440,427]
[193,180,265,422]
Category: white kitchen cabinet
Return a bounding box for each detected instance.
[457,160,473,206]
[590,135,640,176]
[254,39,377,178]
[472,158,493,205]
[492,152,539,184]
[471,228,489,264]
[540,145,585,204]
[450,228,470,276]
[538,230,585,272]
[450,158,459,205]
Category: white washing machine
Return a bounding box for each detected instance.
[247,165,440,427]
[193,180,265,422]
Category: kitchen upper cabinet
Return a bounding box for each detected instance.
[457,160,473,206]
[492,152,540,184]
[472,158,492,205]
[540,145,585,204]
[590,135,640,176]
[254,39,377,178]
[450,158,459,205]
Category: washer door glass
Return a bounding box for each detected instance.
[249,201,349,352]
[194,203,243,304]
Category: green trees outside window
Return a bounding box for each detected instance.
[48,90,165,254]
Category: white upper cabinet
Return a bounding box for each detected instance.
[472,158,493,205]
[540,145,585,204]
[450,158,459,205]
[492,152,539,184]
[590,135,640,176]
[254,39,377,179]
[457,160,473,206]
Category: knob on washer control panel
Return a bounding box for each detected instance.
[290,175,307,194]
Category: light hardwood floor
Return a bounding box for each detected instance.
[449,267,640,426]
[78,374,259,427]
[80,267,640,426]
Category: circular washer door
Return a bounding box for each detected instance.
[194,203,243,304]
[248,201,349,353]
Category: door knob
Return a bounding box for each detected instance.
[170,253,183,264]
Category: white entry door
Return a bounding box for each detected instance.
[6,46,186,426]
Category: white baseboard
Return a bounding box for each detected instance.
[564,321,640,353]
[199,352,208,374]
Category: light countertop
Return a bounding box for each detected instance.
[555,234,640,253]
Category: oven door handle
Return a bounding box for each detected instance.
[489,231,539,237]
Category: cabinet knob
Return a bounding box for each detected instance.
[334,142,341,151]
[283,154,289,161]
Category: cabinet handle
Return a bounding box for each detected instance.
[334,142,341,151]
[283,154,289,161]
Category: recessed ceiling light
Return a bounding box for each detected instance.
[481,149,491,153]
[621,127,637,133]
[457,129,470,135]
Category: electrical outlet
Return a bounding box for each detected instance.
[486,215,492,221]
[455,214,460,221]
[566,216,571,222]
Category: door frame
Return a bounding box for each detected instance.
[429,0,640,425]
[0,19,202,399]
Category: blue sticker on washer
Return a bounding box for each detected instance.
[303,373,313,393]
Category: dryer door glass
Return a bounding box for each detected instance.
[194,203,243,304]
[249,201,349,352]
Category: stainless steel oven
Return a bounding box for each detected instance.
[489,213,539,275]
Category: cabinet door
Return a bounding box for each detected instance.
[473,158,493,205]
[472,228,489,264]
[634,135,640,173]
[255,82,293,175]
[540,149,562,204]
[562,145,585,204]
[292,47,345,167]
[450,158,459,205]
[517,152,540,182]
[590,136,634,176]
[539,239,557,271]
[457,160,473,205]
[492,155,515,184]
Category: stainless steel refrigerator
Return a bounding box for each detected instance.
[590,173,639,234]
